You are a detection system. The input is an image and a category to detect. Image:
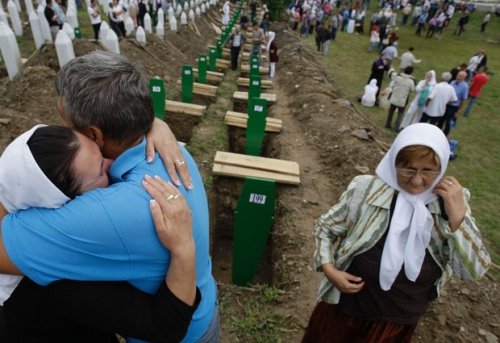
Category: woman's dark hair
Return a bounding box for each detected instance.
[27,126,81,199]
[395,145,440,169]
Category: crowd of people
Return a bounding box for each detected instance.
[365,47,489,145]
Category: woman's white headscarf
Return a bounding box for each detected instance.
[426,70,437,86]
[0,125,70,212]
[266,31,275,52]
[375,123,450,290]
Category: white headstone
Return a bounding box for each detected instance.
[135,25,146,43]
[102,28,119,53]
[167,6,173,19]
[188,8,194,21]
[37,4,52,42]
[156,21,163,38]
[169,14,177,31]
[99,20,110,40]
[67,0,77,11]
[183,1,188,11]
[180,11,187,25]
[13,0,21,12]
[55,30,75,66]
[0,22,22,80]
[157,8,164,25]
[0,7,9,26]
[62,22,75,39]
[175,4,182,16]
[67,4,79,28]
[101,0,110,18]
[28,11,45,48]
[144,13,152,33]
[124,16,134,36]
[206,1,210,10]
[7,0,23,36]
[200,3,205,13]
[24,0,34,16]
[195,6,200,17]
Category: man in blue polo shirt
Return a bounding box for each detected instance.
[0,51,218,342]
[439,70,469,137]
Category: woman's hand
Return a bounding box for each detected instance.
[143,175,194,256]
[433,176,466,232]
[322,263,364,294]
[146,118,193,189]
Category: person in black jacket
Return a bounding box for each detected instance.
[44,0,60,40]
[367,55,390,105]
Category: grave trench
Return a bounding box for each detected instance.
[210,123,282,286]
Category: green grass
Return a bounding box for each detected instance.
[219,284,299,342]
[302,9,500,268]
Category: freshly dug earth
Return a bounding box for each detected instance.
[0,17,497,343]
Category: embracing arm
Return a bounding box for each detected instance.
[146,118,193,189]
[7,176,199,343]
[0,204,22,275]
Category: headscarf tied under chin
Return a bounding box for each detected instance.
[375,123,450,291]
[266,31,275,52]
[0,125,70,213]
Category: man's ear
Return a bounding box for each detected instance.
[81,126,105,148]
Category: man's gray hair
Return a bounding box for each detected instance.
[55,51,154,144]
[441,72,452,82]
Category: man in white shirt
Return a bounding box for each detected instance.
[420,72,458,125]
[399,47,421,71]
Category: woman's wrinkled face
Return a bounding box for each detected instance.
[72,132,113,194]
[396,157,440,195]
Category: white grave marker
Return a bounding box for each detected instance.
[144,13,152,33]
[0,22,22,80]
[135,25,146,43]
[102,28,119,53]
[28,11,45,48]
[7,0,23,36]
[55,30,75,67]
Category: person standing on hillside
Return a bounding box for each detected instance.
[302,123,490,343]
[420,72,458,126]
[228,25,246,71]
[481,12,491,32]
[251,21,266,63]
[439,71,468,136]
[268,31,279,79]
[137,0,147,28]
[367,55,390,105]
[453,11,470,36]
[463,66,489,118]
[399,47,421,72]
[400,70,437,129]
[44,0,60,40]
[87,0,102,41]
[385,67,416,131]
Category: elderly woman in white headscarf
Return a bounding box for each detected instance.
[361,79,379,107]
[399,70,436,130]
[302,123,490,343]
